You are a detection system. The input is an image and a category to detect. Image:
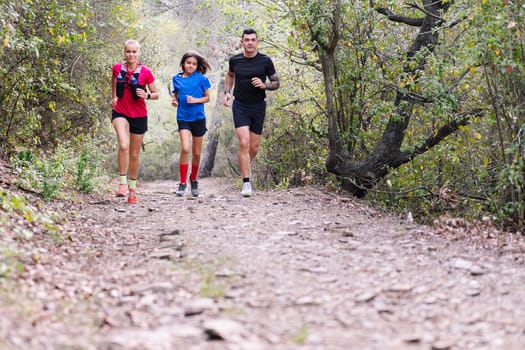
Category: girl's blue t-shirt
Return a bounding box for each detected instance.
[172,72,211,121]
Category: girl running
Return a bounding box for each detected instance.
[171,51,211,197]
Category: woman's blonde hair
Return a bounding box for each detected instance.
[124,39,140,50]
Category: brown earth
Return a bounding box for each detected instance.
[1,176,525,350]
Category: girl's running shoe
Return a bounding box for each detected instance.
[175,183,187,197]
[190,180,199,197]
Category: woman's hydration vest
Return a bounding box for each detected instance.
[116,63,144,100]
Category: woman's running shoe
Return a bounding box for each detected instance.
[115,183,128,197]
[127,188,137,204]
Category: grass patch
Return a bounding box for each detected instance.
[291,324,309,344]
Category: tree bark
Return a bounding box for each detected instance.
[199,76,226,178]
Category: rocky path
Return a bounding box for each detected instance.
[1,177,525,349]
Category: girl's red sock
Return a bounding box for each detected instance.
[190,165,199,181]
[180,163,189,184]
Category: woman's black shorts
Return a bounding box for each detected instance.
[112,111,148,134]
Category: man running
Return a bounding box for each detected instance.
[223,28,280,197]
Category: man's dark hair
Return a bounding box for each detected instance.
[242,28,257,38]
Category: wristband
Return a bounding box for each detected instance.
[147,93,151,100]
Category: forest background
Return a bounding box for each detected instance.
[0,0,524,230]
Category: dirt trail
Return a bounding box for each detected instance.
[1,177,525,349]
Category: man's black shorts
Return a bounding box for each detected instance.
[112,111,148,134]
[177,118,207,137]
[232,100,266,135]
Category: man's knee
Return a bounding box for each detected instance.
[238,137,250,150]
[250,143,260,154]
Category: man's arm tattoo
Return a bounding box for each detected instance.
[265,73,280,91]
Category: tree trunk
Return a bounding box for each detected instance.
[199,78,226,178]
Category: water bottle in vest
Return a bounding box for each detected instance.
[130,75,140,100]
[116,72,125,98]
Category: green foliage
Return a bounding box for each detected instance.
[372,128,496,224]
[405,0,525,228]
[11,141,106,201]
[490,133,525,228]
[75,148,98,194]
[0,0,96,153]
[261,109,329,188]
[12,150,65,201]
[259,70,330,188]
[285,0,390,159]
[281,0,525,228]
[298,1,339,49]
[0,183,65,279]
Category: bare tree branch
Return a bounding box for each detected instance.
[408,1,445,22]
[374,6,424,27]
[407,108,484,159]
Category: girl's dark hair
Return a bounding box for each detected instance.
[179,51,211,75]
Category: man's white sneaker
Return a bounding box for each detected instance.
[241,182,252,197]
